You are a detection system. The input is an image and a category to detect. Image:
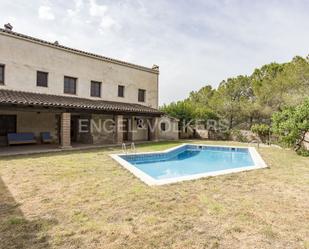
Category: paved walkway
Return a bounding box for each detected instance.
[0,143,119,157]
[0,140,159,157]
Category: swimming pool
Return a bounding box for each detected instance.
[111,144,268,186]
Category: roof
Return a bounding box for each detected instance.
[0,89,164,116]
[0,28,159,74]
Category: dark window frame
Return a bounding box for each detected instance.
[118,85,125,97]
[0,115,17,136]
[0,64,5,85]
[90,81,102,97]
[64,76,77,95]
[36,71,48,87]
[138,89,146,102]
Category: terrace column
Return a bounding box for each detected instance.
[115,115,124,144]
[127,116,134,142]
[149,117,159,141]
[60,112,72,149]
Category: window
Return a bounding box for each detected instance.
[0,65,4,84]
[64,76,77,94]
[37,71,48,87]
[118,85,124,97]
[91,81,101,97]
[160,122,166,131]
[138,89,146,102]
[0,115,16,136]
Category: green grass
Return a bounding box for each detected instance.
[0,140,309,249]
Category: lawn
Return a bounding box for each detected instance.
[0,140,308,249]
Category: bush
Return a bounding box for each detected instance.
[230,129,248,142]
[296,148,309,157]
[272,99,309,152]
[208,130,230,140]
[251,124,270,143]
[251,124,270,136]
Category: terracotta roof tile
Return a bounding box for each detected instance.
[0,89,163,116]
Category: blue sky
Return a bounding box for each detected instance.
[0,0,308,105]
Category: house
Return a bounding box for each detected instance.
[0,24,178,148]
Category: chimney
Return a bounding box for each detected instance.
[4,23,13,31]
[152,64,159,71]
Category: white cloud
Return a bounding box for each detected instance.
[38,6,55,20]
[89,0,107,17]
[87,0,119,32]
[67,0,84,17]
[99,16,117,31]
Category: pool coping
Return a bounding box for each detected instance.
[110,144,268,186]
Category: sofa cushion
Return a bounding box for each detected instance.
[7,133,36,144]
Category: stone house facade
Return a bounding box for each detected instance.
[0,24,178,147]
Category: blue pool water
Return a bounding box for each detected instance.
[121,145,255,180]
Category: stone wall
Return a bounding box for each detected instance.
[195,129,209,139]
[158,117,179,140]
[0,110,58,145]
[91,114,115,144]
[303,132,309,150]
[132,117,149,141]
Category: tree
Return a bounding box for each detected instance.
[187,85,214,106]
[279,56,309,107]
[272,99,309,151]
[160,55,309,136]
[160,100,196,128]
[209,75,251,129]
[251,62,286,113]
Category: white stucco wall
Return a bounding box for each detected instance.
[0,32,159,108]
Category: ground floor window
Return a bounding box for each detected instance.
[0,115,16,136]
[160,122,166,131]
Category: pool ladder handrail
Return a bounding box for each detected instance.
[122,143,127,154]
[122,142,137,154]
[131,142,136,154]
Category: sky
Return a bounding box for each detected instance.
[0,0,308,105]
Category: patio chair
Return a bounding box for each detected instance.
[41,132,52,143]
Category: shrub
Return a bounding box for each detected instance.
[272,99,309,152]
[296,148,309,157]
[251,124,270,136]
[230,129,248,142]
[251,124,270,143]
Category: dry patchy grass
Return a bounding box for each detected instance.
[0,140,308,249]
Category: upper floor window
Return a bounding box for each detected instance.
[138,89,146,102]
[64,76,77,94]
[0,65,5,84]
[118,85,124,97]
[37,71,48,87]
[91,81,101,97]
